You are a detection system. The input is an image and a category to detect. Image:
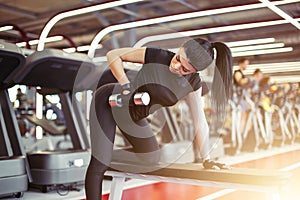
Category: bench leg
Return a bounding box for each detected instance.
[108,176,126,200]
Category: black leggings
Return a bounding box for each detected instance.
[85,82,160,200]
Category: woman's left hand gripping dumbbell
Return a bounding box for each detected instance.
[109,83,150,107]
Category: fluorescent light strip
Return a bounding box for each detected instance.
[249,61,300,68]
[243,66,300,74]
[77,44,102,52]
[133,17,300,47]
[259,0,300,30]
[63,47,76,53]
[77,45,92,52]
[16,35,64,47]
[63,44,103,53]
[37,0,145,51]
[261,67,300,73]
[234,61,300,74]
[232,47,293,57]
[270,76,300,83]
[234,61,300,68]
[225,38,275,47]
[16,42,27,47]
[92,56,108,63]
[88,0,300,58]
[29,35,64,45]
[230,43,285,52]
[0,25,13,32]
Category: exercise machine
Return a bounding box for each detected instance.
[223,86,243,155]
[13,48,95,192]
[0,40,30,198]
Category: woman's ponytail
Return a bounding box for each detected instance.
[211,42,233,122]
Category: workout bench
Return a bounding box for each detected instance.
[105,161,291,200]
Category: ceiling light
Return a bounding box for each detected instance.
[88,0,300,57]
[240,66,300,74]
[77,44,102,52]
[16,42,27,47]
[225,38,275,47]
[62,44,102,53]
[232,47,293,57]
[0,25,13,32]
[230,43,285,52]
[37,0,145,51]
[234,61,300,73]
[134,18,300,47]
[270,76,300,83]
[77,45,91,52]
[92,56,107,63]
[245,61,300,67]
[16,36,64,47]
[231,62,300,83]
[63,47,76,53]
[259,0,300,30]
[253,61,300,68]
[29,36,64,45]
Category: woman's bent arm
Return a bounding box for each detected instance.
[106,47,146,85]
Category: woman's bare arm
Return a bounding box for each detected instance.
[186,88,210,161]
[106,47,146,85]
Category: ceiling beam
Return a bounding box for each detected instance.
[82,0,121,48]
[0,3,37,19]
[172,0,198,10]
[259,0,300,30]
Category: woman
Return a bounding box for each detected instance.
[85,38,233,200]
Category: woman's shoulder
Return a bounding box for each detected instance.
[144,47,174,65]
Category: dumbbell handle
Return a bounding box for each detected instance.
[109,92,150,107]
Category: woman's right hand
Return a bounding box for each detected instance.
[121,83,132,95]
[120,83,132,106]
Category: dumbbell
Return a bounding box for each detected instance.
[109,92,150,107]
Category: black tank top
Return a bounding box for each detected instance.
[130,47,202,120]
[233,69,245,97]
[233,69,245,86]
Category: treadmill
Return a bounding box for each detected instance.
[0,40,29,198]
[13,48,95,192]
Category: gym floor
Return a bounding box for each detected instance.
[2,143,299,200]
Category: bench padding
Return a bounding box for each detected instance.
[109,161,291,187]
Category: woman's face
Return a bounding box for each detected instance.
[169,48,196,76]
